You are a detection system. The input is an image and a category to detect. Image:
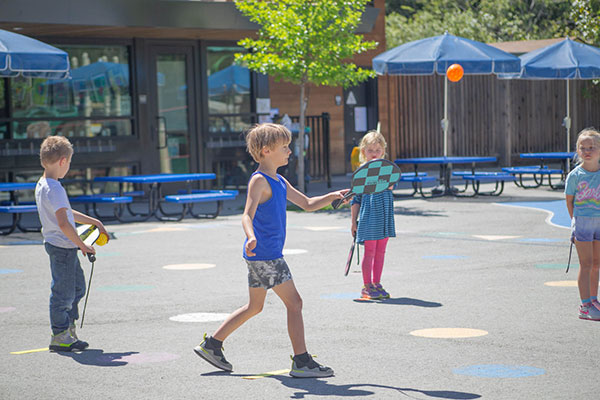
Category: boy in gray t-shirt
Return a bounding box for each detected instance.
[35,136,109,352]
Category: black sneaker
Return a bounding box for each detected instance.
[289,354,334,378]
[69,323,89,350]
[193,334,233,372]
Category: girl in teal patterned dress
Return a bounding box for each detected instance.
[350,131,396,299]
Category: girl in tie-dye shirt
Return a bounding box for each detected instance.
[565,128,600,321]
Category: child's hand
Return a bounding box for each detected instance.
[97,223,110,244]
[333,189,350,204]
[245,237,257,257]
[80,243,95,257]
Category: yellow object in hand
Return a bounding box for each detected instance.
[96,232,108,246]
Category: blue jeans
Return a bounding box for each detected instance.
[44,242,86,335]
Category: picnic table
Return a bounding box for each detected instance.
[394,156,497,196]
[0,182,39,235]
[501,152,576,190]
[73,173,237,222]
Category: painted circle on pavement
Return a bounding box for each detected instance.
[410,328,488,338]
[453,364,545,378]
[169,312,230,322]
[162,263,216,270]
[544,281,578,287]
[0,269,23,274]
[282,249,308,255]
[0,307,16,313]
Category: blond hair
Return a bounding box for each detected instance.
[575,127,600,164]
[40,136,73,168]
[245,123,292,162]
[358,130,387,163]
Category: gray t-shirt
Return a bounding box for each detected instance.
[35,177,77,248]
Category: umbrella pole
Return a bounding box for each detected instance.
[565,80,571,153]
[442,77,449,157]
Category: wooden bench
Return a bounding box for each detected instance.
[159,190,239,221]
[457,173,516,197]
[0,204,40,235]
[394,173,438,198]
[501,166,564,189]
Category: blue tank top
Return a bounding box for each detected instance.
[243,172,287,261]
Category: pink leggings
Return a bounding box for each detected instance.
[361,238,389,285]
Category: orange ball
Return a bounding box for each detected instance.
[447,63,464,82]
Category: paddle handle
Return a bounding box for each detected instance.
[332,191,354,209]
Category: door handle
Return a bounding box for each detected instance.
[157,116,168,149]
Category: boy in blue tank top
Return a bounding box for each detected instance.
[194,123,347,378]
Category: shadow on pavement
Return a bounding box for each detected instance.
[56,349,139,367]
[271,377,480,399]
[352,297,442,307]
[199,372,480,399]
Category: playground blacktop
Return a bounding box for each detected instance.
[1,176,598,399]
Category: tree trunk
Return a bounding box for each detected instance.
[297,82,307,193]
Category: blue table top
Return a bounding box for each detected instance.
[0,182,36,191]
[94,173,216,184]
[395,156,497,164]
[520,152,575,159]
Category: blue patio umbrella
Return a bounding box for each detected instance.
[373,32,521,156]
[208,65,250,97]
[500,38,600,152]
[0,29,69,79]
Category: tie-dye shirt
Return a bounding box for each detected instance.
[565,165,600,217]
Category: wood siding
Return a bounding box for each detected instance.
[381,75,600,166]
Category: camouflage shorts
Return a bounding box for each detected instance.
[246,257,292,289]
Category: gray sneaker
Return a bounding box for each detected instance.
[69,323,89,350]
[193,334,233,372]
[579,303,600,321]
[289,355,334,378]
[49,330,78,352]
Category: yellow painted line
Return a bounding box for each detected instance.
[242,369,290,380]
[11,347,49,355]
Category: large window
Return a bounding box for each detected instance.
[206,46,252,137]
[1,45,132,140]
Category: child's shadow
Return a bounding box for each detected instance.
[200,372,480,399]
[353,297,442,307]
[271,376,480,399]
[56,348,138,367]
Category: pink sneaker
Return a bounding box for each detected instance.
[579,303,600,321]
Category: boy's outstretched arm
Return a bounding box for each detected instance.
[242,174,269,257]
[282,177,348,211]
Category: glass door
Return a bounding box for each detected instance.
[149,46,197,174]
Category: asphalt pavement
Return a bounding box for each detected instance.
[1,176,598,399]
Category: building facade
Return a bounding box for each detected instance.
[0,0,386,187]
